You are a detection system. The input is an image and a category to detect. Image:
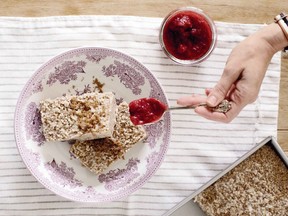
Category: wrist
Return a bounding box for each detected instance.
[244,23,286,60]
[257,23,288,54]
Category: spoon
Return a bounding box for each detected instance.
[129,98,232,125]
[168,99,232,113]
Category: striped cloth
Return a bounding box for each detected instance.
[0,16,281,216]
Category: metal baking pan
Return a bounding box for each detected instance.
[163,136,288,216]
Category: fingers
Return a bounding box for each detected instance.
[195,101,243,123]
[205,88,212,96]
[177,93,241,123]
[198,88,246,123]
[207,66,243,107]
[177,94,207,106]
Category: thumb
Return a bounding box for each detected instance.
[207,67,241,107]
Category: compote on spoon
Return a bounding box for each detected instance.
[129,98,232,125]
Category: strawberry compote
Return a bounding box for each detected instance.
[160,7,216,64]
[129,98,167,125]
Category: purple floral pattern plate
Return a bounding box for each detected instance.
[14,47,171,202]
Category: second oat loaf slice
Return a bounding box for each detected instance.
[70,102,147,174]
[40,92,116,141]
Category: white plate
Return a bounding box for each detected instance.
[14,47,171,202]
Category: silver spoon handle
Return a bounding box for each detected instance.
[168,100,232,113]
[168,103,207,111]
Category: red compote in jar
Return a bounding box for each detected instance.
[159,7,217,65]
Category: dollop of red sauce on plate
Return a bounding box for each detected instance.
[163,10,213,60]
[129,98,167,125]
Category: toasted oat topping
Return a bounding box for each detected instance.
[40,92,116,141]
[92,78,105,93]
[69,96,103,133]
[70,102,146,174]
[112,102,147,149]
[70,138,125,174]
[194,145,288,216]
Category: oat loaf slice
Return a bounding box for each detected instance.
[70,101,147,174]
[40,92,116,141]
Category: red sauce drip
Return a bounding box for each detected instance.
[163,11,213,60]
[129,98,167,125]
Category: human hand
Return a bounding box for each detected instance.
[177,23,288,123]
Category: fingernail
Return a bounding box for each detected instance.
[207,95,217,106]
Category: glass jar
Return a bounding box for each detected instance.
[159,7,217,65]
